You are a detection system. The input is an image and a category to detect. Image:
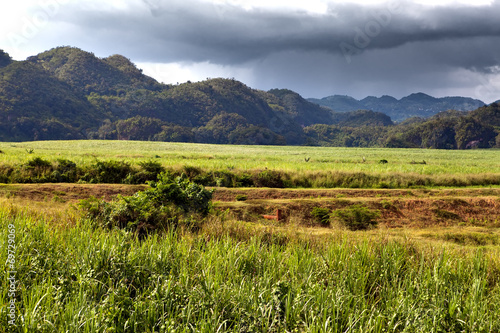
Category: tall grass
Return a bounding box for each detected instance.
[1,141,499,175]
[2,208,500,332]
[0,149,499,188]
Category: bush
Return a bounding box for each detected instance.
[26,157,51,168]
[145,173,214,215]
[311,207,331,226]
[15,157,54,183]
[253,170,285,188]
[125,160,165,184]
[52,159,78,182]
[235,194,248,201]
[79,173,214,236]
[83,160,133,183]
[332,205,380,230]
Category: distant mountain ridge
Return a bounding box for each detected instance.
[308,93,486,122]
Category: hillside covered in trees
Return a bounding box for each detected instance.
[308,93,486,122]
[0,46,499,149]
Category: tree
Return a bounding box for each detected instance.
[0,50,12,67]
[195,112,249,144]
[454,117,496,149]
[115,116,165,140]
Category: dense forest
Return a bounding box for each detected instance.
[0,46,499,148]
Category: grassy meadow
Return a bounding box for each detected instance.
[0,140,499,174]
[1,141,500,332]
[0,140,499,188]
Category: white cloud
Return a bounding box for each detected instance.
[137,61,256,86]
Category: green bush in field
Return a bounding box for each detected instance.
[81,160,132,183]
[332,204,380,230]
[235,194,248,201]
[311,207,331,226]
[79,173,214,235]
[253,170,285,188]
[52,158,78,182]
[125,160,165,184]
[8,157,78,183]
[18,157,53,183]
[25,156,51,168]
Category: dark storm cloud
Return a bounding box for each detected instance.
[54,0,500,72]
[34,0,499,103]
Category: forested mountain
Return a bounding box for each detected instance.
[0,46,498,148]
[303,104,499,149]
[308,93,486,122]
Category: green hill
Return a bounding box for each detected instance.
[1,46,393,145]
[31,47,160,95]
[0,60,101,141]
[0,46,497,148]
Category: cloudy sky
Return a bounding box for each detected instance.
[1,0,500,103]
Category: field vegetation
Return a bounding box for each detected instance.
[1,141,500,332]
[0,141,499,188]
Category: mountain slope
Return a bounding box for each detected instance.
[30,47,160,95]
[0,60,102,141]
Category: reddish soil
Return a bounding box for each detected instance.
[1,184,498,228]
[0,183,146,202]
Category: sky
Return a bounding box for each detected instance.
[1,0,500,103]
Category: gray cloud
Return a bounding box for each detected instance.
[52,0,500,67]
[22,0,500,102]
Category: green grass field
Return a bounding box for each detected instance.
[1,140,499,175]
[1,141,500,332]
[1,141,499,189]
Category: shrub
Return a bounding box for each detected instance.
[235,194,248,201]
[213,170,236,187]
[332,205,380,230]
[125,160,165,184]
[311,207,331,226]
[253,170,285,188]
[83,160,133,183]
[182,165,203,179]
[79,173,214,236]
[145,173,214,215]
[16,157,54,183]
[26,157,51,168]
[52,159,78,182]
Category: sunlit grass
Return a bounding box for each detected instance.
[1,207,500,332]
[0,140,499,175]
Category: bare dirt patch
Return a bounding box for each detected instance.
[0,183,146,202]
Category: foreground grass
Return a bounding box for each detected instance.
[2,208,500,332]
